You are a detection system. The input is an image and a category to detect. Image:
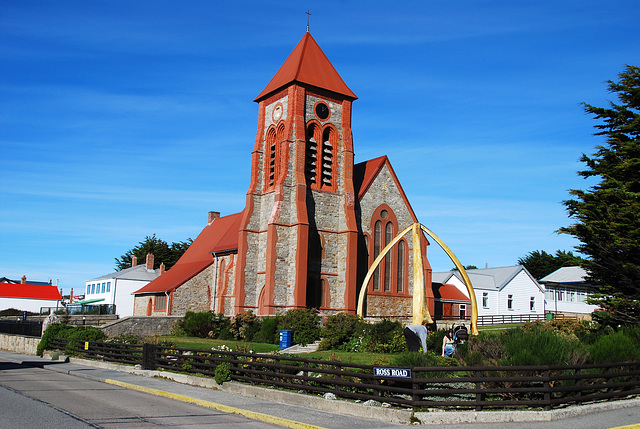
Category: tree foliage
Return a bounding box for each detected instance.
[114,234,192,271]
[517,250,585,280]
[559,65,640,326]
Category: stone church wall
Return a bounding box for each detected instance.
[171,265,214,315]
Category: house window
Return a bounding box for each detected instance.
[459,304,466,319]
[557,290,564,301]
[154,295,167,311]
[91,284,95,294]
[101,283,106,293]
[106,282,111,292]
[507,294,513,310]
[530,296,535,311]
[482,292,489,308]
[86,285,90,294]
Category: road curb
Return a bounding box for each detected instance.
[105,378,326,429]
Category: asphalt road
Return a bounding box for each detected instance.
[0,360,281,428]
[0,351,638,429]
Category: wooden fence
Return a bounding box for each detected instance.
[48,338,640,411]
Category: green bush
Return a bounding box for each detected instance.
[252,316,280,344]
[37,323,106,356]
[229,310,258,340]
[318,313,365,351]
[589,327,640,363]
[278,308,321,346]
[177,311,230,338]
[214,361,232,384]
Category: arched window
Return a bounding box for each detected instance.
[305,123,319,186]
[321,127,335,189]
[369,206,407,295]
[373,220,381,291]
[384,222,393,291]
[265,127,277,190]
[397,240,405,293]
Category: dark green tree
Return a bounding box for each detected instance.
[559,65,640,326]
[114,234,193,271]
[517,250,585,280]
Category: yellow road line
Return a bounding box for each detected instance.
[105,379,326,429]
[610,424,640,429]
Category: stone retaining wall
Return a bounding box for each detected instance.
[0,333,39,355]
[100,316,182,337]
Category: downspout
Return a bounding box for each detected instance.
[211,252,219,313]
[112,279,117,315]
[165,291,170,314]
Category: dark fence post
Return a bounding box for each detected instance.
[142,343,157,370]
[475,370,484,411]
[543,369,551,411]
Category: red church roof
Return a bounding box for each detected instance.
[0,283,62,300]
[134,211,244,294]
[353,155,387,200]
[254,32,357,101]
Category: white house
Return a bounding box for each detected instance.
[539,266,598,316]
[432,266,545,319]
[0,280,62,313]
[78,254,161,317]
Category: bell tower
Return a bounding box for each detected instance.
[235,32,359,315]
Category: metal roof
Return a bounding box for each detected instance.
[539,266,588,284]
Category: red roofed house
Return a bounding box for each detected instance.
[0,278,62,313]
[133,32,434,320]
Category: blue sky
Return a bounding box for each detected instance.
[2,1,638,295]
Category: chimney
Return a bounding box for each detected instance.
[131,255,138,267]
[160,262,166,275]
[208,211,220,224]
[21,275,26,284]
[70,288,74,303]
[146,253,154,270]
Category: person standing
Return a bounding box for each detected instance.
[404,323,428,353]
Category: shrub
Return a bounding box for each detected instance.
[501,325,589,366]
[252,316,280,344]
[177,311,230,338]
[278,308,321,346]
[318,313,364,351]
[214,361,231,384]
[229,310,258,340]
[589,328,640,363]
[37,323,107,356]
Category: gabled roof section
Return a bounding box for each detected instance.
[353,156,387,200]
[134,211,244,294]
[434,283,471,302]
[0,283,62,300]
[353,156,419,223]
[89,265,160,282]
[433,266,541,292]
[539,266,588,284]
[254,32,357,102]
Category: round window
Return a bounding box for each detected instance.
[381,210,388,219]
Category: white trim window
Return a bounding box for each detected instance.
[507,294,513,310]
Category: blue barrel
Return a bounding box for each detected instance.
[279,330,292,349]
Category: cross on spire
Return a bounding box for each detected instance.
[306,10,311,32]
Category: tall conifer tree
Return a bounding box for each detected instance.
[560,65,640,326]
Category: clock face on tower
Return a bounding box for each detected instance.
[272,104,283,122]
[315,102,330,120]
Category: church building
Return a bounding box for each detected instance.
[133,32,434,320]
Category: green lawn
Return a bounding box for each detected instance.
[153,336,395,365]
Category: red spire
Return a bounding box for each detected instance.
[254,33,357,102]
